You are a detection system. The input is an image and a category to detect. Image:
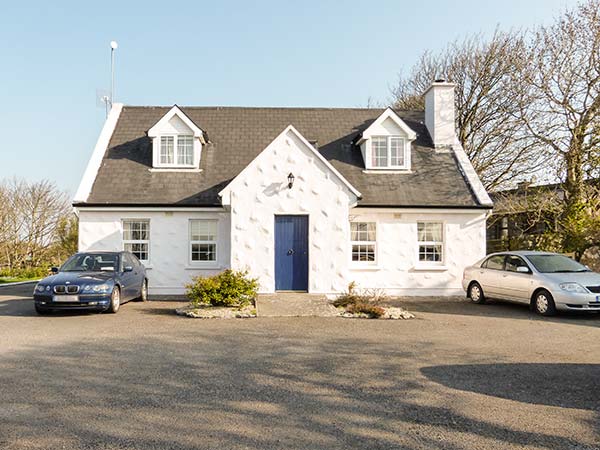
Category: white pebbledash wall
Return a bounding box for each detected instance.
[219,127,360,294]
[348,209,486,295]
[78,209,231,296]
[77,205,486,296]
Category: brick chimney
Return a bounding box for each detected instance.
[424,79,456,148]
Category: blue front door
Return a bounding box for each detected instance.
[275,215,309,291]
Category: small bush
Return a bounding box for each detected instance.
[346,302,385,318]
[334,282,388,318]
[186,269,258,308]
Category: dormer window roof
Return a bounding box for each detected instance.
[357,108,417,171]
[148,105,205,169]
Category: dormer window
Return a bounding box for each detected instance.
[372,136,406,168]
[159,135,193,166]
[357,108,417,172]
[148,105,205,170]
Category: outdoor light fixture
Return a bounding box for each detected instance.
[287,172,295,189]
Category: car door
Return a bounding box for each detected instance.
[119,253,137,300]
[501,255,533,302]
[478,255,507,298]
[129,253,145,295]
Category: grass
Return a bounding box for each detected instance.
[0,276,40,284]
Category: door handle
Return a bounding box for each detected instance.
[287,249,294,255]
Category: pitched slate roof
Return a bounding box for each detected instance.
[80,106,488,208]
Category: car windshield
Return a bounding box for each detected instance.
[61,253,119,272]
[525,254,590,273]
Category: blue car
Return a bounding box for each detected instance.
[33,251,148,315]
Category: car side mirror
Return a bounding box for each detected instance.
[123,266,133,272]
[51,267,59,274]
[516,266,530,274]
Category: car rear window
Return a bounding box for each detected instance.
[483,255,505,270]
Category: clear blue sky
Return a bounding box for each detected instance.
[0,0,574,196]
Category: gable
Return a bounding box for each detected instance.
[360,108,417,141]
[159,115,194,135]
[147,105,204,138]
[219,125,361,206]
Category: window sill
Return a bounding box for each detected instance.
[185,265,221,270]
[411,265,448,272]
[149,168,203,173]
[362,169,412,174]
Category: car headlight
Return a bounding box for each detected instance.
[35,284,46,293]
[559,282,588,294]
[92,284,110,293]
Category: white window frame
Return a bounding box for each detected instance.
[350,222,377,264]
[370,135,409,169]
[122,219,150,264]
[157,134,195,168]
[189,219,218,265]
[417,221,445,265]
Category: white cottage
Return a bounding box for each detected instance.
[74,81,492,297]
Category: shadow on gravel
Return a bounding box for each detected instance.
[0,332,597,449]
[390,297,600,328]
[421,363,600,411]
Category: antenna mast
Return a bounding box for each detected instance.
[110,41,118,110]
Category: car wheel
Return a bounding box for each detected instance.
[35,304,51,315]
[136,279,148,302]
[468,282,486,304]
[107,287,121,313]
[533,289,556,316]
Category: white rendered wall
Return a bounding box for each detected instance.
[347,209,487,295]
[225,129,358,294]
[78,209,231,296]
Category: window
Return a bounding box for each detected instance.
[417,222,444,263]
[371,136,407,168]
[122,253,135,270]
[122,220,150,263]
[390,137,405,166]
[371,137,388,167]
[483,255,505,270]
[190,220,217,263]
[159,136,174,164]
[351,222,376,262]
[159,135,194,166]
[177,135,193,165]
[505,255,530,272]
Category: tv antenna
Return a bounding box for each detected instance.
[96,40,118,118]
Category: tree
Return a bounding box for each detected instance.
[54,216,79,262]
[516,0,600,259]
[0,178,72,270]
[391,30,549,191]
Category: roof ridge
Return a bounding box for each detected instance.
[120,105,423,113]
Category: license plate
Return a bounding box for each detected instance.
[53,295,79,302]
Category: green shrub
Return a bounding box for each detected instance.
[185,269,258,308]
[0,266,50,280]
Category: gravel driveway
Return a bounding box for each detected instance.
[0,283,599,449]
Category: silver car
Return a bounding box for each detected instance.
[462,251,600,315]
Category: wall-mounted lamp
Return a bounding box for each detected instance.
[287,172,295,189]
